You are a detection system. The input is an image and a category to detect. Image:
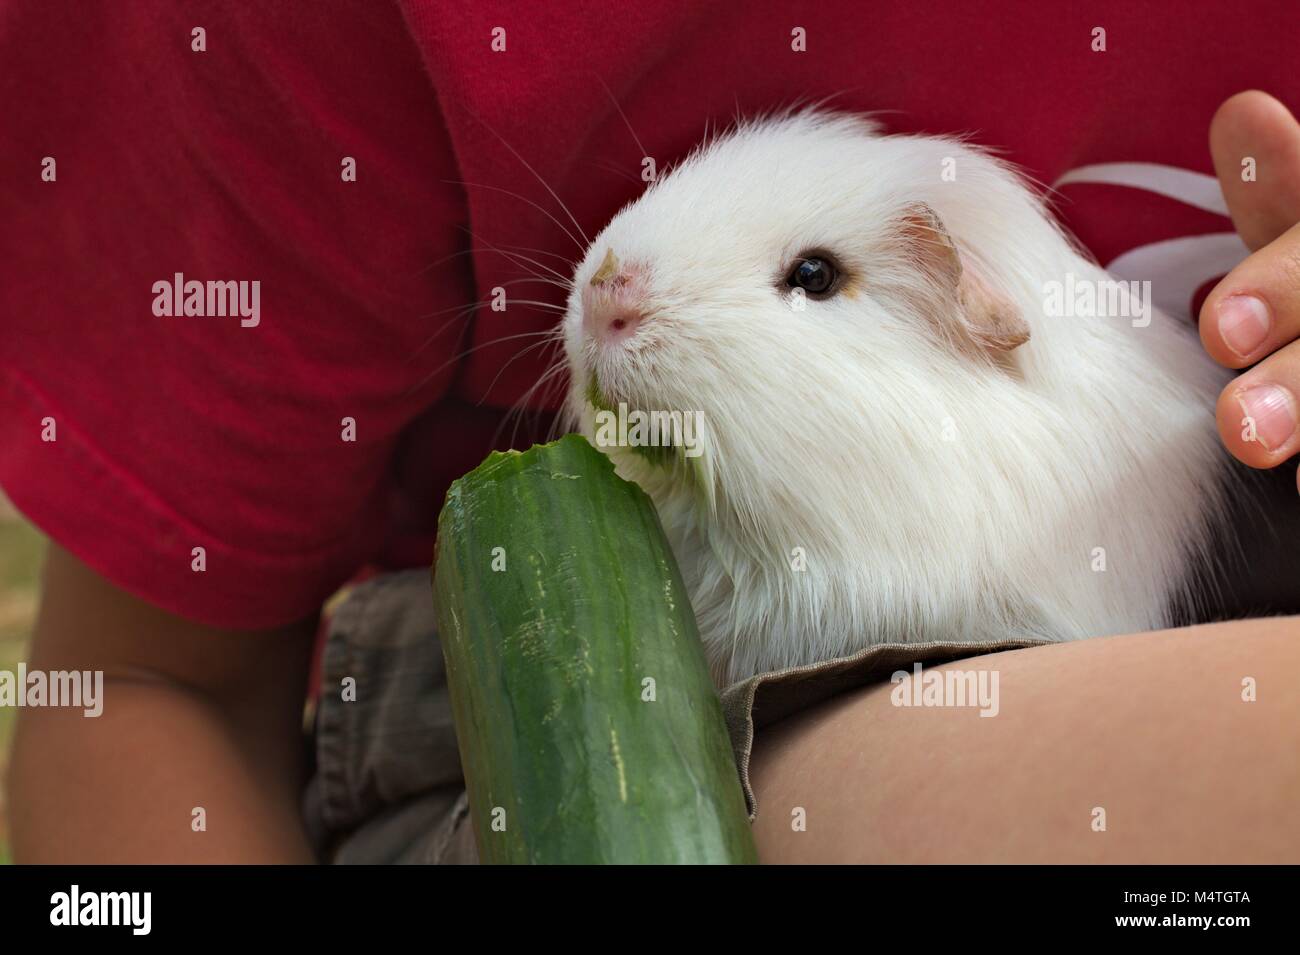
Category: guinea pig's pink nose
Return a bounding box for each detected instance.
[581,249,650,344]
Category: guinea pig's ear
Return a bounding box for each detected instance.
[898,203,1030,354]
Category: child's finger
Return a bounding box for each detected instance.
[1200,221,1300,369]
[1210,90,1300,252]
[1216,337,1300,467]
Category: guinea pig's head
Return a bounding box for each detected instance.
[561,111,1040,669]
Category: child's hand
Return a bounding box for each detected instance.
[1201,91,1300,490]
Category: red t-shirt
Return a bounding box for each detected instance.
[2,0,1296,629]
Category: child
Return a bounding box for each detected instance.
[3,1,1298,863]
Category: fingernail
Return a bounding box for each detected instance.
[1236,384,1297,452]
[1217,295,1271,359]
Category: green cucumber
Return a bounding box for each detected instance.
[433,434,757,864]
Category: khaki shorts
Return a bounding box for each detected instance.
[302,569,1049,864]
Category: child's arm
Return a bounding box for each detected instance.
[7,543,317,863]
[1,5,472,863]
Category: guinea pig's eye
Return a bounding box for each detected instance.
[786,255,839,296]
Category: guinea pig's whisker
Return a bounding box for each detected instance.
[410,245,478,279]
[405,329,557,397]
[455,233,577,306]
[496,278,570,295]
[484,334,565,397]
[485,264,571,292]
[444,179,587,255]
[499,277,573,294]
[495,242,578,266]
[508,352,569,418]
[461,115,591,247]
[491,299,567,312]
[405,301,489,361]
[583,157,642,187]
[592,71,650,162]
[407,290,548,362]
[453,224,576,287]
[446,111,590,255]
[496,355,571,448]
[413,280,559,323]
[481,246,572,285]
[414,298,483,323]
[412,244,571,282]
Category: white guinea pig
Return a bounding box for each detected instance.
[560,110,1239,686]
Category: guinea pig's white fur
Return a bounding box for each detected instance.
[561,111,1233,686]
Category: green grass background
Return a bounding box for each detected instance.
[0,493,46,865]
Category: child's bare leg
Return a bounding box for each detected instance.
[749,618,1300,863]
